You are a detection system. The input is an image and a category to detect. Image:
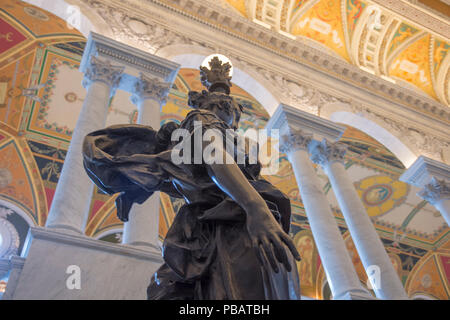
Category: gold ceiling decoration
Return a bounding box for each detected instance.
[225,0,450,105]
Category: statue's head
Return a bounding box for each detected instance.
[188,91,243,130]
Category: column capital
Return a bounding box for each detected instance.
[280,130,313,154]
[131,73,172,106]
[310,139,348,167]
[400,156,450,188]
[418,178,450,204]
[82,56,124,92]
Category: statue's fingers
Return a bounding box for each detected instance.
[252,239,264,266]
[270,235,291,272]
[260,240,279,273]
[279,232,301,261]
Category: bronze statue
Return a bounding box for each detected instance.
[82,56,301,300]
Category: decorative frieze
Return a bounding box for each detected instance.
[78,0,450,123]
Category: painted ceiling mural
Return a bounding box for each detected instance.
[0,0,448,299]
[225,0,450,106]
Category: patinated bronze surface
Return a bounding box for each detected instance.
[83,57,301,300]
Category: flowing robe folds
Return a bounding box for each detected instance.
[83,109,301,300]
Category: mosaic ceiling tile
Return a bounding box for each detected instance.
[438,255,450,289]
[433,38,449,75]
[28,51,84,141]
[0,17,28,56]
[355,175,409,217]
[346,0,366,40]
[0,51,35,131]
[389,34,437,99]
[387,22,420,57]
[291,0,350,61]
[0,0,83,38]
[0,139,37,223]
[225,0,248,17]
[293,0,310,14]
[407,254,449,299]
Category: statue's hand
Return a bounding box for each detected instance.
[245,203,301,273]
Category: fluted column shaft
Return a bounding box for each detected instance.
[122,74,171,250]
[419,178,450,227]
[45,57,124,234]
[281,131,369,300]
[311,140,408,300]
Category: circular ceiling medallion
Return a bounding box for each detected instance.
[355,175,409,217]
[65,92,78,103]
[363,184,393,206]
[24,7,49,21]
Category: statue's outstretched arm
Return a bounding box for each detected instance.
[206,148,301,273]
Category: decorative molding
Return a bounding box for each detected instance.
[266,104,346,141]
[310,139,348,167]
[232,56,347,114]
[78,0,450,124]
[131,73,172,105]
[418,178,450,204]
[400,156,450,187]
[351,105,450,162]
[82,56,124,92]
[81,32,180,83]
[368,0,450,38]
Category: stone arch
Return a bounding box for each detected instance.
[23,0,113,38]
[320,102,418,168]
[156,44,281,115]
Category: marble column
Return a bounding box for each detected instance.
[418,178,450,226]
[310,139,408,300]
[121,74,172,250]
[280,130,370,300]
[45,56,124,234]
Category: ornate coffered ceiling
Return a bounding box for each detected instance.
[224,0,449,105]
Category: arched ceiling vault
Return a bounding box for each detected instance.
[224,0,450,105]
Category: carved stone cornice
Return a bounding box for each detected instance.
[310,139,348,167]
[280,130,313,154]
[79,0,449,123]
[80,32,180,83]
[400,156,450,187]
[131,73,172,105]
[266,104,345,141]
[355,105,450,162]
[82,56,124,91]
[76,0,449,163]
[418,178,450,204]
